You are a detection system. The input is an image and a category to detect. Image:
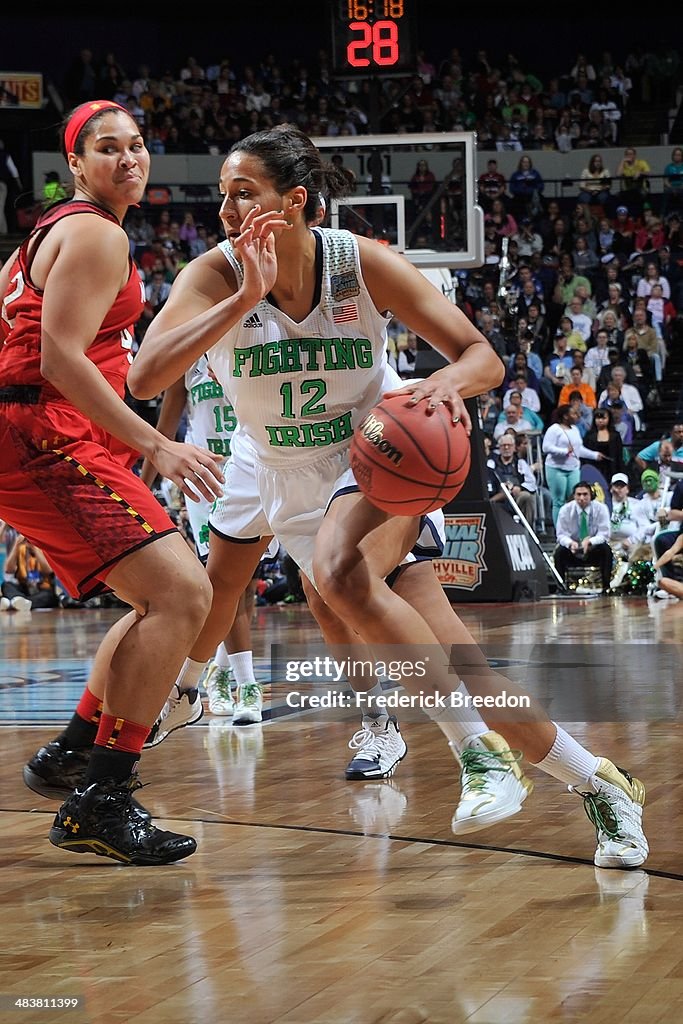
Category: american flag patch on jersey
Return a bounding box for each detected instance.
[332,303,358,323]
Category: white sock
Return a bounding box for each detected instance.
[532,724,601,791]
[425,681,489,752]
[214,642,231,669]
[349,680,387,720]
[228,650,256,686]
[176,657,206,692]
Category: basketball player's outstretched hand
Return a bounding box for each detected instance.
[233,205,291,304]
[385,376,471,433]
[151,441,225,503]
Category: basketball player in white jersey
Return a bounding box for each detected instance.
[139,354,268,728]
[128,124,648,867]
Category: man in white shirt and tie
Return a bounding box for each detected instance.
[554,481,613,593]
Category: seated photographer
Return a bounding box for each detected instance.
[554,481,613,594]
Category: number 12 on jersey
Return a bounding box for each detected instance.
[280,379,328,419]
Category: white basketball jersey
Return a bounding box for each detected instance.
[183,353,237,458]
[209,228,390,467]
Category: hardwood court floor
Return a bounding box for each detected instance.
[1,596,682,1024]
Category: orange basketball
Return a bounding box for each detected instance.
[350,393,471,516]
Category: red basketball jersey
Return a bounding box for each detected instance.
[0,200,144,399]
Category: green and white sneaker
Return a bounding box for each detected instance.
[571,758,648,869]
[233,683,263,725]
[203,662,235,716]
[450,731,534,835]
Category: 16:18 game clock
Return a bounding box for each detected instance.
[330,0,417,74]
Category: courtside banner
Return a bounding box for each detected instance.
[0,73,43,109]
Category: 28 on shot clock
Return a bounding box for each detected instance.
[330,0,417,74]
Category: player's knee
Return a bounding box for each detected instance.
[160,561,213,628]
[313,552,359,610]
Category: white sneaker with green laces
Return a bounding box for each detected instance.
[203,662,235,716]
[450,731,534,835]
[571,758,648,869]
[233,683,263,725]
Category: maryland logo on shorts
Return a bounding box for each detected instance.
[432,513,487,591]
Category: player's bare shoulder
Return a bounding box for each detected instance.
[175,245,239,304]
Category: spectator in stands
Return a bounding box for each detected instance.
[487,434,538,527]
[571,347,596,392]
[544,329,576,398]
[572,235,600,282]
[485,197,518,238]
[508,155,544,218]
[512,216,544,259]
[599,392,634,446]
[646,283,676,342]
[503,373,541,413]
[543,408,604,527]
[578,153,612,207]
[597,217,616,259]
[500,389,544,431]
[616,147,650,216]
[552,254,592,309]
[585,327,613,379]
[566,294,595,343]
[556,315,587,354]
[559,366,596,409]
[662,146,683,217]
[493,403,535,440]
[611,206,637,256]
[1,533,60,612]
[634,423,683,472]
[636,258,671,299]
[652,478,683,591]
[622,330,654,403]
[479,312,507,360]
[624,305,663,382]
[582,407,625,475]
[409,159,437,220]
[506,346,543,393]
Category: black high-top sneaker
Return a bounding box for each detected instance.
[48,776,197,865]
[24,741,151,821]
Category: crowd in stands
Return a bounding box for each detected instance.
[4,39,683,604]
[55,41,680,158]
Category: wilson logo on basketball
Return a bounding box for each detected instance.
[358,412,404,465]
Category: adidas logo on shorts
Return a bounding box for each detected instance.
[243,313,262,328]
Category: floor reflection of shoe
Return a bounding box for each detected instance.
[24,740,90,800]
[348,780,407,834]
[23,740,152,820]
[49,777,196,865]
[144,685,204,748]
[450,731,534,835]
[203,662,235,716]
[571,758,648,869]
[345,714,407,779]
[233,683,263,725]
[231,721,264,762]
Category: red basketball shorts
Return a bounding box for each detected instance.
[0,403,176,600]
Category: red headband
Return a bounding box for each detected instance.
[64,100,129,155]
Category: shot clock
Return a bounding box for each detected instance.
[330,0,417,74]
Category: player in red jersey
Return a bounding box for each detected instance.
[0,100,223,865]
